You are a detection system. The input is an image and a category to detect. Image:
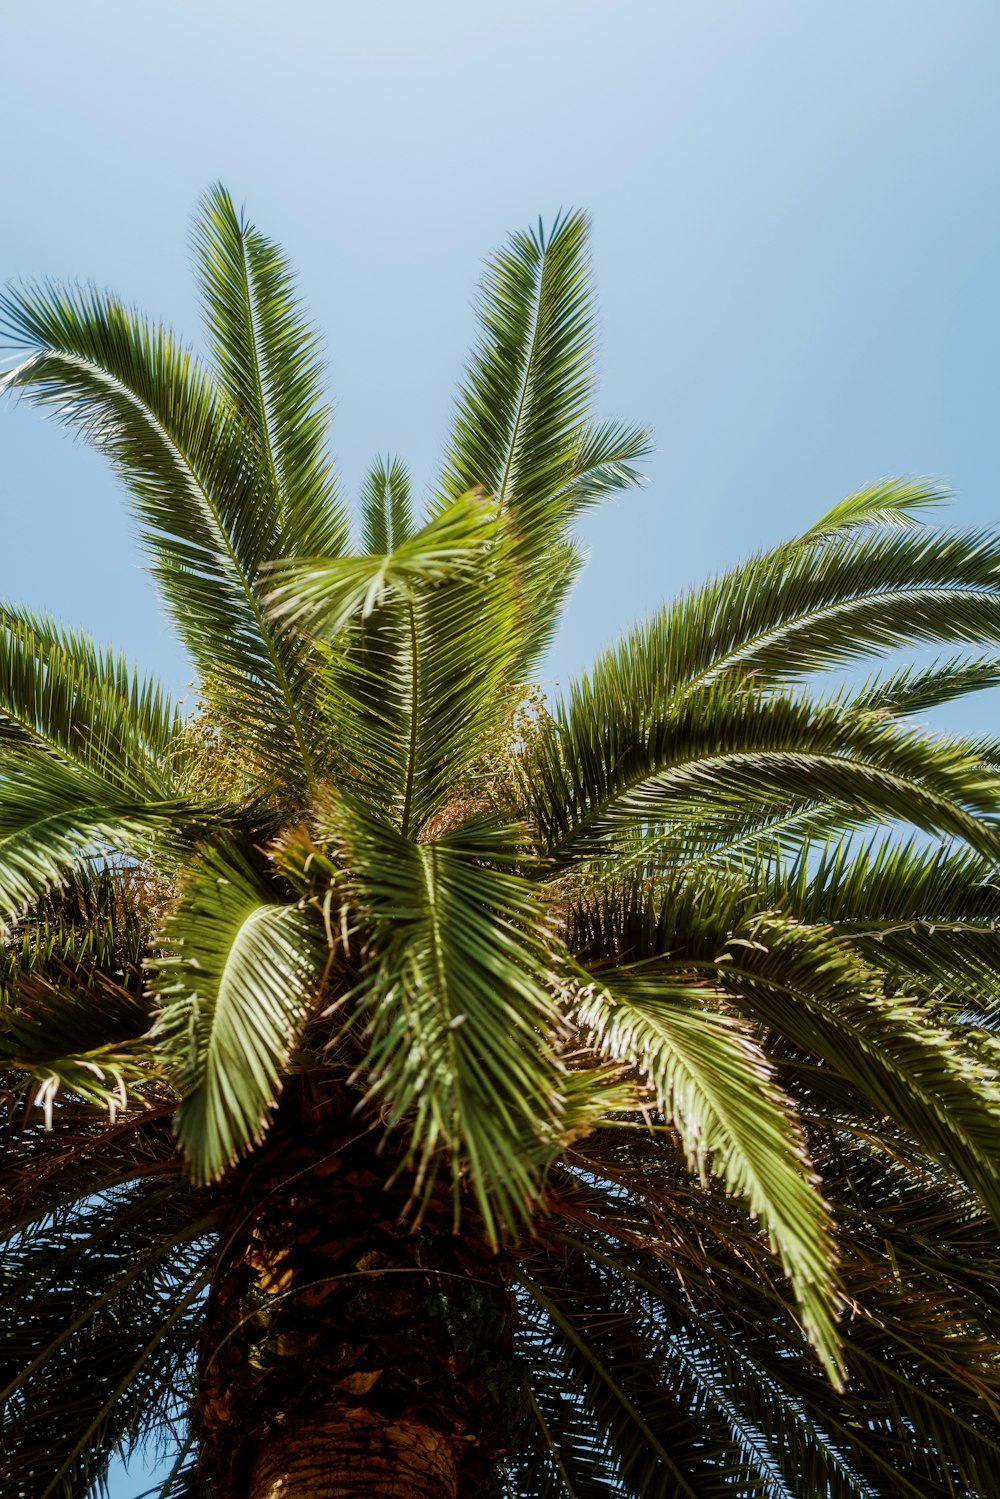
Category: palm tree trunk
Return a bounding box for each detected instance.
[196,1079,519,1498]
[247,1408,460,1498]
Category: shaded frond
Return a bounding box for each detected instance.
[0,1179,215,1499]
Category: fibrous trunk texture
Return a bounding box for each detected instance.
[196,1080,519,1498]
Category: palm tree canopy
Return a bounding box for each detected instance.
[3,186,1000,1496]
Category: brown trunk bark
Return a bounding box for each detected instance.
[247,1408,458,1498]
[196,1078,519,1498]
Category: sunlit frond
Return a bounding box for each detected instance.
[0,283,320,798]
[321,799,570,1239]
[192,183,348,556]
[152,838,325,1182]
[576,976,841,1374]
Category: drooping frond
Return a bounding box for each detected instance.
[569,870,1000,1227]
[0,750,217,919]
[532,1126,1000,1498]
[584,511,1000,700]
[527,677,1000,867]
[705,915,1000,1228]
[0,606,182,796]
[0,1177,216,1499]
[152,838,325,1183]
[765,837,1000,1015]
[0,867,162,1123]
[576,976,841,1374]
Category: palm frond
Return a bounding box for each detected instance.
[152,838,325,1183]
[359,455,415,553]
[802,476,947,539]
[520,1272,732,1498]
[440,211,595,530]
[555,418,653,519]
[583,516,1000,700]
[0,751,218,919]
[0,606,181,797]
[570,871,1000,1235]
[322,800,570,1240]
[265,489,499,640]
[577,976,841,1374]
[0,282,319,798]
[438,212,638,670]
[539,1140,1000,1497]
[308,507,522,832]
[528,678,1000,866]
[849,654,1000,718]
[192,182,348,556]
[764,837,1000,1015]
[706,915,1000,1229]
[0,1179,215,1499]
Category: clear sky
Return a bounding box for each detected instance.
[2,3,999,1493]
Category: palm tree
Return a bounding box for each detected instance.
[3,188,1000,1498]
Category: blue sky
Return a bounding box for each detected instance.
[2,2,999,1492]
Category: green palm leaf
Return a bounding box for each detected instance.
[324,801,569,1240]
[265,488,500,640]
[0,283,319,797]
[850,654,1000,717]
[192,182,348,556]
[588,511,1000,701]
[0,1179,214,1499]
[803,475,947,538]
[152,839,325,1182]
[304,503,521,832]
[707,916,1000,1229]
[529,678,1000,865]
[0,606,181,796]
[359,454,415,553]
[0,751,211,917]
[439,213,647,669]
[577,977,841,1375]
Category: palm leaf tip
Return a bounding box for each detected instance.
[804,476,950,540]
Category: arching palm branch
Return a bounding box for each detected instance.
[3,186,1000,1497]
